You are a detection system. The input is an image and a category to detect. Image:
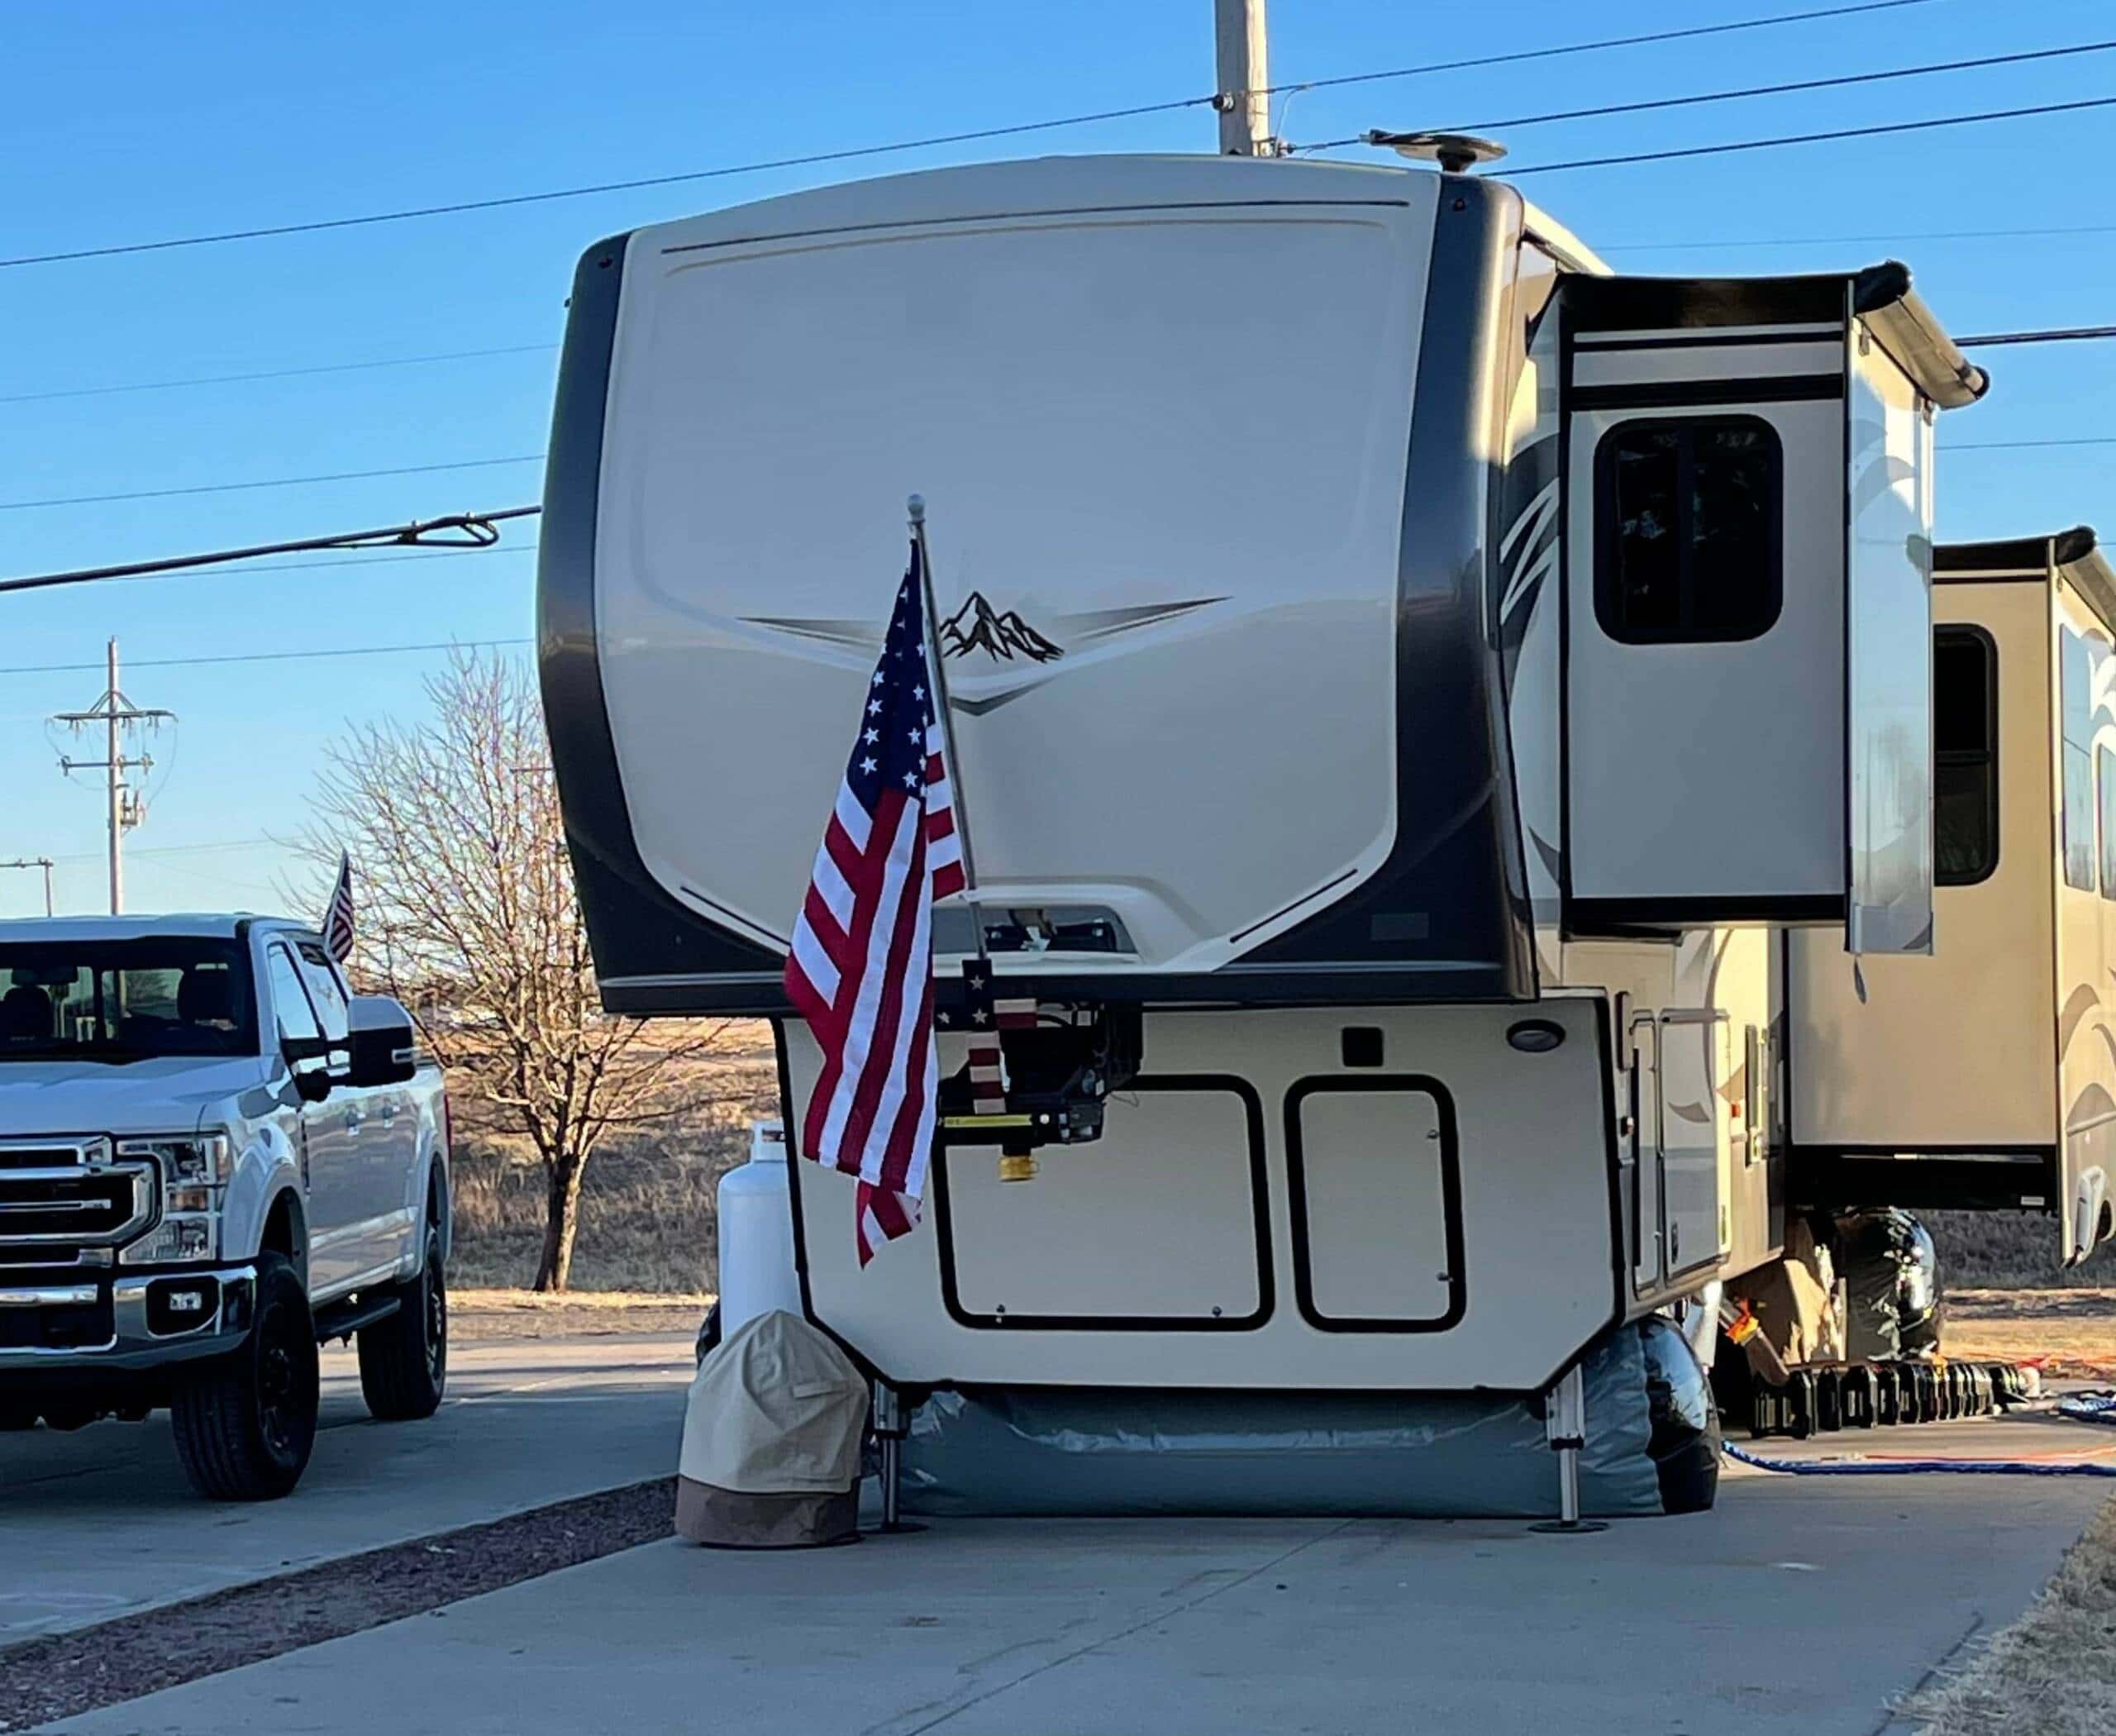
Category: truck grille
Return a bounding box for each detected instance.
[0,1138,155,1252]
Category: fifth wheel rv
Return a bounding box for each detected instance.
[1788,527,2116,1266]
[537,149,1987,1511]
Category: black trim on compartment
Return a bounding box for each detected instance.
[1567,894,1841,934]
[1572,331,1840,352]
[1788,1146,2059,1214]
[1569,375,1841,413]
[1283,1075,1465,1333]
[928,1074,1274,1333]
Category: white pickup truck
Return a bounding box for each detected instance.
[0,913,450,1500]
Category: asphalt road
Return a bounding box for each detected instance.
[0,1331,693,1644]
[36,1467,2113,1736]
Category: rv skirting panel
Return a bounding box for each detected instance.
[899,1320,1718,1519]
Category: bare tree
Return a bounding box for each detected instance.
[298,651,729,1291]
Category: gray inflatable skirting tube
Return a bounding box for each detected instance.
[900,1319,1719,1519]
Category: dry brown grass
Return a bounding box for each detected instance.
[449,1289,710,1342]
[1928,1212,2114,1291]
[446,1051,776,1294]
[1900,1495,2116,1735]
[1944,1290,2116,1379]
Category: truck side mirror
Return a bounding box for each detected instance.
[346,995,419,1088]
[279,1033,336,1102]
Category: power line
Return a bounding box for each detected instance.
[0,637,534,680]
[0,506,538,595]
[1441,39,2116,139]
[1257,0,1947,101]
[230,545,536,577]
[0,455,541,514]
[1599,221,2116,253]
[0,98,1216,272]
[0,343,556,406]
[0,0,1946,272]
[1508,93,2116,176]
[1943,436,2116,451]
[1960,327,2116,347]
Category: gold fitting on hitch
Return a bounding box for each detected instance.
[997,1150,1039,1184]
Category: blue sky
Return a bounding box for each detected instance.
[0,0,2109,917]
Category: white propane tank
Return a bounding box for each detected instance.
[716,1119,803,1334]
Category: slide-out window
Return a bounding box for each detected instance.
[2100,747,2116,900]
[1933,627,1998,886]
[1594,416,1784,645]
[2061,627,2097,892]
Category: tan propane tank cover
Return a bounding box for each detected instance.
[679,1309,867,1495]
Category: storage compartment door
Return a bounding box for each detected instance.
[936,1079,1268,1327]
[1628,1011,1665,1293]
[1286,1080,1463,1329]
[1657,1009,1729,1277]
[1843,335,1937,954]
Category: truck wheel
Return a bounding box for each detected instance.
[170,1252,318,1500]
[357,1220,446,1421]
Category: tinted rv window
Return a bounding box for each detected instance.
[1595,417,1782,644]
[1933,627,1997,886]
[2061,627,2098,892]
[2100,747,2116,900]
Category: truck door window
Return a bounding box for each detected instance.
[265,947,323,1047]
[1933,626,1997,886]
[1594,416,1783,645]
[293,942,351,1044]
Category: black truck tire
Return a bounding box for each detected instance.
[357,1221,447,1422]
[170,1252,318,1500]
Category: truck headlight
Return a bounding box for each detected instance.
[121,1215,217,1265]
[116,1134,231,1266]
[120,1133,232,1192]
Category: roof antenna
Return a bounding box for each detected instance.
[1364,131,1507,174]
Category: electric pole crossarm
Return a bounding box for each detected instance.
[47,640,175,914]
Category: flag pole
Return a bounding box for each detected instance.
[908,494,984,949]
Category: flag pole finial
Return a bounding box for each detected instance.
[906,494,925,527]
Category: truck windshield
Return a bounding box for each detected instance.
[0,938,257,1061]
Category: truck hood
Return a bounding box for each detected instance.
[0,1056,274,1137]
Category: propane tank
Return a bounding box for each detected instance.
[716,1120,803,1334]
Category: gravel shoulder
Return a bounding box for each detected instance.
[0,1481,676,1733]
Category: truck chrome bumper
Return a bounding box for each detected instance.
[0,1264,255,1370]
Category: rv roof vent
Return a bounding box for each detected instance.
[1365,131,1506,174]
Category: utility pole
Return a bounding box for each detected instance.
[1213,0,1272,156]
[0,858,55,917]
[51,639,174,915]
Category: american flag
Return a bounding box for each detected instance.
[784,542,962,1265]
[322,852,355,966]
[945,963,1037,1111]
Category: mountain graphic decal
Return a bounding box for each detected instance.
[939,592,1065,663]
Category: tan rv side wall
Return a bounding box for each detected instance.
[2051,576,2116,1259]
[1789,580,2056,1148]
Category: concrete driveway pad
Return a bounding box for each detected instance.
[41,1472,2111,1736]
